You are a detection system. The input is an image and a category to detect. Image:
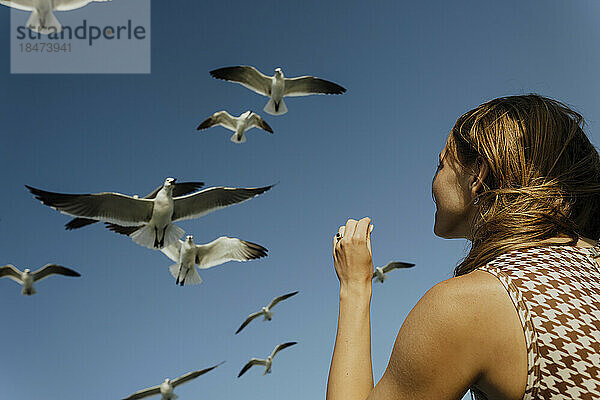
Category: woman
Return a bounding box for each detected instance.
[327,94,600,400]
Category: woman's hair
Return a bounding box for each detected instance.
[447,94,600,276]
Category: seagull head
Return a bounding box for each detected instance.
[274,68,283,77]
[185,235,194,244]
[23,268,31,274]
[163,178,177,192]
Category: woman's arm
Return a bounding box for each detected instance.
[327,217,490,400]
[326,280,373,400]
[327,217,376,400]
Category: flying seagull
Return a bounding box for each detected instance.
[238,342,297,377]
[65,181,204,230]
[209,66,346,115]
[0,264,80,295]
[197,110,273,144]
[123,361,224,400]
[372,261,415,283]
[235,291,298,334]
[0,0,111,34]
[160,235,267,286]
[26,178,273,249]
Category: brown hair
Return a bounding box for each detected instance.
[447,94,600,276]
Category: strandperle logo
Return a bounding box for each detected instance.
[9,0,151,74]
[16,19,147,46]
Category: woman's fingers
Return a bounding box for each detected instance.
[343,219,358,241]
[355,217,371,240]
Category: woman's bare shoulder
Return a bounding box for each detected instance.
[424,270,527,399]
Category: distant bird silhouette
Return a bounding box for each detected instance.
[238,342,297,377]
[372,261,415,283]
[236,291,298,334]
[0,264,80,295]
[122,362,224,400]
[197,110,273,143]
[210,66,346,115]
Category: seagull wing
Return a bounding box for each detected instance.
[235,310,264,334]
[247,113,274,134]
[238,358,266,377]
[210,66,272,96]
[104,223,142,236]
[0,264,23,284]
[171,185,273,222]
[53,0,110,11]
[172,362,224,387]
[65,217,100,230]
[145,181,205,199]
[197,111,237,131]
[26,185,154,227]
[32,264,80,282]
[270,341,297,358]
[122,384,161,400]
[267,290,299,309]
[382,261,415,273]
[160,240,183,262]
[283,76,346,97]
[194,236,268,269]
[0,0,34,11]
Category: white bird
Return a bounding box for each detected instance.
[372,261,415,283]
[209,66,346,115]
[0,264,80,295]
[0,0,111,34]
[238,342,297,377]
[160,235,268,286]
[65,181,204,230]
[123,362,224,400]
[197,110,273,144]
[26,178,273,249]
[235,291,298,334]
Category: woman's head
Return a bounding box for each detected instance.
[433,94,600,276]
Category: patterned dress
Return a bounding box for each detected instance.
[470,245,600,400]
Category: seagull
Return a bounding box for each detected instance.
[197,110,273,144]
[209,66,346,116]
[372,261,415,283]
[235,291,298,334]
[123,362,224,400]
[0,0,111,34]
[160,235,268,286]
[65,181,204,230]
[0,264,80,295]
[26,178,273,249]
[238,342,297,377]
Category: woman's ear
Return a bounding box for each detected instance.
[471,156,489,198]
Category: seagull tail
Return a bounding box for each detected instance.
[230,132,247,144]
[21,287,36,296]
[168,264,202,285]
[163,224,185,248]
[26,10,62,35]
[130,224,156,249]
[130,224,184,249]
[264,98,288,116]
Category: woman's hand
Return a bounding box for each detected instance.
[333,217,374,288]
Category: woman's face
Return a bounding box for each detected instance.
[432,142,475,239]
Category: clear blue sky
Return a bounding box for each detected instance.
[1,1,600,399]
